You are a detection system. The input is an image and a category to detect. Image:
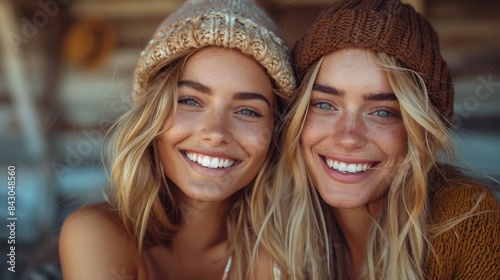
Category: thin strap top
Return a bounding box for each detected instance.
[273,262,282,279]
[221,256,282,280]
[221,256,232,280]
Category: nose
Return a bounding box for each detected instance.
[200,111,233,146]
[332,112,367,150]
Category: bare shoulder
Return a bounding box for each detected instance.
[59,202,141,280]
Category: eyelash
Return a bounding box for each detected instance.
[311,100,400,119]
[370,107,401,118]
[310,100,336,110]
[237,107,263,117]
[178,97,263,117]
[178,96,201,107]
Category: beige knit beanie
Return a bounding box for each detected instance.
[293,0,454,123]
[133,0,295,100]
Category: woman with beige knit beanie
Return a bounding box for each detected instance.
[256,0,499,279]
[58,0,295,279]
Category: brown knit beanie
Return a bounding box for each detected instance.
[133,0,295,100]
[293,0,454,123]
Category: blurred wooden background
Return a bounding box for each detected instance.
[0,0,499,278]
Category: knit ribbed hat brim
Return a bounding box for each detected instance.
[293,0,454,123]
[133,0,295,100]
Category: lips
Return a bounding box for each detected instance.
[325,158,373,174]
[185,152,236,169]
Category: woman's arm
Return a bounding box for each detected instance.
[429,181,500,279]
[59,202,141,280]
[453,189,500,279]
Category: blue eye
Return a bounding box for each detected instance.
[375,110,391,117]
[372,108,400,118]
[238,108,262,117]
[312,101,335,110]
[178,97,200,107]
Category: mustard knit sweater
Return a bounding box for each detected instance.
[426,166,500,279]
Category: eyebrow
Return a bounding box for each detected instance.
[179,79,270,107]
[313,83,397,101]
[362,92,398,101]
[313,84,344,96]
[178,80,211,93]
[234,92,270,107]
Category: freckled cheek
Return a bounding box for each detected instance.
[368,125,408,157]
[302,115,333,143]
[167,111,199,130]
[237,123,274,152]
[157,114,197,146]
[174,110,203,124]
[394,131,409,158]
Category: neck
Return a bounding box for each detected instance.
[171,192,230,254]
[331,202,382,279]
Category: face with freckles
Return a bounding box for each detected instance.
[300,48,408,210]
[156,47,275,204]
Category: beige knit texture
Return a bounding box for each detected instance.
[133,0,295,99]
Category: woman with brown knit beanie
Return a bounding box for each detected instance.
[255,0,500,279]
[58,0,295,279]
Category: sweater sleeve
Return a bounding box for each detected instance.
[427,181,500,280]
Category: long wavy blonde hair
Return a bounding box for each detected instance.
[106,48,288,279]
[265,50,486,279]
[250,57,330,280]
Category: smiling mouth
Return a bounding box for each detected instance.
[324,157,375,174]
[185,152,236,169]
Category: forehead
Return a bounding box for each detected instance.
[315,48,392,94]
[318,48,379,77]
[181,47,275,99]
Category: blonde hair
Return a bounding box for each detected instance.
[275,50,487,279]
[106,47,287,279]
[362,52,453,279]
[107,51,192,248]
[250,58,330,280]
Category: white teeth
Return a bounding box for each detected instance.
[338,162,347,172]
[202,156,211,167]
[347,164,357,173]
[185,152,235,169]
[209,158,218,168]
[356,164,363,172]
[326,159,371,174]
